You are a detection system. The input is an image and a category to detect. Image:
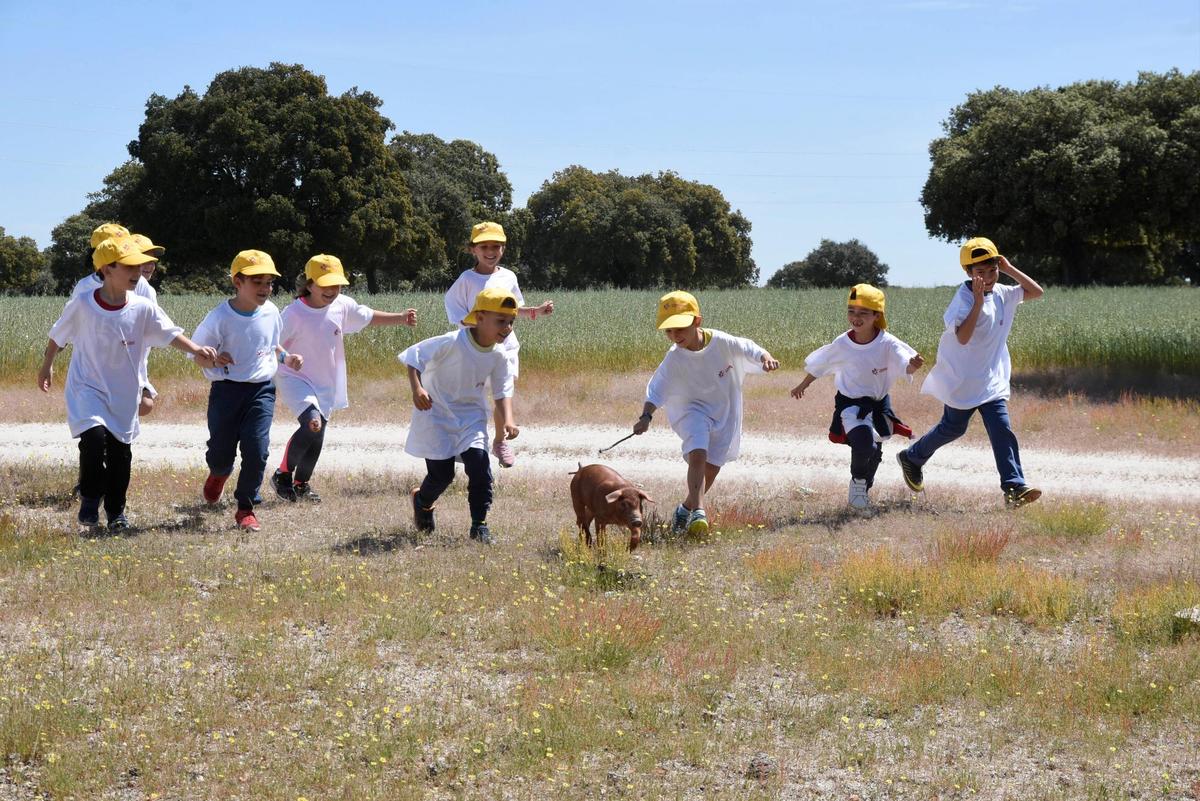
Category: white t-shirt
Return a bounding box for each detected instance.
[275,294,375,418]
[921,282,1025,409]
[804,330,917,400]
[444,266,525,360]
[69,273,158,395]
[399,328,515,460]
[191,300,283,384]
[645,329,767,465]
[49,291,182,444]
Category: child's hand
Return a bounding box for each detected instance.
[307,416,323,433]
[412,386,432,411]
[906,353,925,374]
[539,300,554,317]
[789,383,806,399]
[216,352,235,367]
[997,255,1013,274]
[37,365,52,392]
[284,353,303,370]
[503,423,520,440]
[403,308,417,327]
[971,276,986,303]
[194,345,219,366]
[633,416,651,435]
[761,354,780,372]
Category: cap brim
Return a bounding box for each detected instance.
[312,273,350,287]
[238,265,282,277]
[109,252,157,267]
[471,236,507,244]
[657,313,697,330]
[143,246,166,258]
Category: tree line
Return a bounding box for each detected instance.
[1,65,1195,294]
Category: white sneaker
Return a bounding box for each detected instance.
[848,478,870,511]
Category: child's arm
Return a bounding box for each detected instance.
[760,352,780,372]
[274,345,303,371]
[496,396,518,440]
[632,401,657,434]
[37,340,62,392]
[789,374,817,399]
[955,280,987,345]
[170,334,219,364]
[906,353,925,374]
[370,309,418,327]
[407,365,432,410]
[998,256,1044,301]
[518,300,554,320]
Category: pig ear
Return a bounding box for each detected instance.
[604,489,623,504]
[638,491,657,505]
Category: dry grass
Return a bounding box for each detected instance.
[0,448,1198,798]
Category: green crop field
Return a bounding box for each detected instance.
[3,286,1196,381]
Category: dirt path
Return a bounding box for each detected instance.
[7,422,1199,501]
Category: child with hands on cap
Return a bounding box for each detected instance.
[192,250,303,532]
[790,284,924,511]
[444,222,554,469]
[632,291,779,536]
[403,287,520,545]
[38,235,219,533]
[895,237,1045,508]
[271,254,417,504]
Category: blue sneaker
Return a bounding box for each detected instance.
[672,504,689,534]
[469,522,493,545]
[686,508,709,536]
[107,513,130,534]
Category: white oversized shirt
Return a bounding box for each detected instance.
[275,294,375,417]
[70,273,158,395]
[48,291,182,443]
[645,329,767,463]
[921,282,1025,409]
[191,300,283,384]
[444,266,525,359]
[803,330,917,400]
[399,329,515,460]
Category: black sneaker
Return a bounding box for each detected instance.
[294,482,321,503]
[271,470,297,502]
[895,451,924,492]
[107,513,130,534]
[411,488,435,532]
[78,497,101,529]
[469,522,493,545]
[1004,485,1042,508]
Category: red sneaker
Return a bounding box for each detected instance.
[235,509,261,532]
[203,474,228,504]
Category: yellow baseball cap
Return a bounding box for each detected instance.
[470,221,506,244]
[656,290,701,330]
[462,286,518,326]
[847,284,887,330]
[92,235,157,270]
[959,237,1000,271]
[129,233,165,259]
[90,223,130,249]
[304,254,350,287]
[231,250,281,278]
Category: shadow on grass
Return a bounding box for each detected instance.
[334,527,470,556]
[1015,368,1200,401]
[796,497,922,532]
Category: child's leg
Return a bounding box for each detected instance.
[77,426,107,518]
[684,449,712,510]
[280,407,326,484]
[905,405,973,465]
[234,383,275,511]
[417,457,456,509]
[101,428,132,522]
[846,425,882,486]
[977,399,1026,490]
[205,382,239,481]
[460,447,494,524]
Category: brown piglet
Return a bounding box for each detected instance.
[569,463,655,551]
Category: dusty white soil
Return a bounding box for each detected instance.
[7,421,1199,501]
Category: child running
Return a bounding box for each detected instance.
[192,250,303,532]
[895,237,1045,507]
[272,254,417,502]
[443,221,553,468]
[632,291,779,535]
[38,235,217,533]
[789,284,924,511]
[402,287,519,545]
[70,225,163,416]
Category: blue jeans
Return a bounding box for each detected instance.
[206,380,275,510]
[904,398,1026,490]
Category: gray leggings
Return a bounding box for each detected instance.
[279,406,326,483]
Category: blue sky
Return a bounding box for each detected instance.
[1,0,1196,286]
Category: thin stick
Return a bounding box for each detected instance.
[598,433,636,456]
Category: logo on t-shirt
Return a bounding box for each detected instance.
[871,366,889,376]
[717,363,734,378]
[475,380,486,389]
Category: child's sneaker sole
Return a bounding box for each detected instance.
[1005,487,1042,508]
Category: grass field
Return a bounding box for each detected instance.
[3,286,1197,380]
[1,462,1198,800]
